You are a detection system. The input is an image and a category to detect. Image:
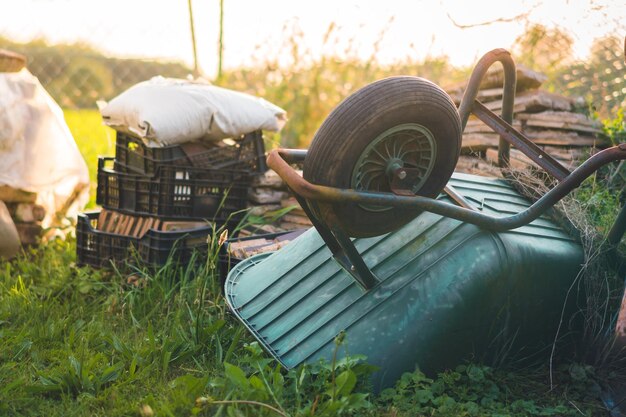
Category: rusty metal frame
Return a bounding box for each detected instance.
[266,48,626,289]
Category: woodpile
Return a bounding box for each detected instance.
[245,169,312,234]
[218,170,312,261]
[225,229,305,260]
[95,209,207,236]
[0,186,45,246]
[448,65,607,174]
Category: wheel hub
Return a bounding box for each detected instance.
[351,123,437,212]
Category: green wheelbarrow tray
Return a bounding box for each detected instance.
[225,173,584,390]
[225,49,626,391]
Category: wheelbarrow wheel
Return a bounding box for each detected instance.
[304,76,462,237]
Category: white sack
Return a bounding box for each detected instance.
[0,69,89,229]
[99,77,287,147]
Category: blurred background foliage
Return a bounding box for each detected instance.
[1,23,624,148]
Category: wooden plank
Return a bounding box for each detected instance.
[455,156,502,178]
[461,133,500,153]
[464,118,523,134]
[464,119,492,134]
[480,64,547,91]
[485,90,572,113]
[243,224,284,235]
[542,146,591,160]
[122,214,136,236]
[161,220,208,231]
[98,210,112,232]
[138,217,154,238]
[0,186,37,203]
[229,238,273,252]
[485,148,576,171]
[523,129,605,147]
[128,216,145,238]
[113,213,129,235]
[525,120,603,134]
[243,242,288,257]
[278,221,308,231]
[282,214,312,226]
[106,211,121,233]
[517,110,601,125]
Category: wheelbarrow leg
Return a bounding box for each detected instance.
[292,194,379,291]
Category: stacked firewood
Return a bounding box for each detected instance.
[0,51,44,249]
[245,169,312,235]
[448,65,607,174]
[0,186,45,246]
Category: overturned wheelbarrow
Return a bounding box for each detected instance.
[225,49,626,391]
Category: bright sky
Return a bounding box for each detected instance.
[2,0,624,76]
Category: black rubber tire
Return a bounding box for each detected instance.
[303,76,461,237]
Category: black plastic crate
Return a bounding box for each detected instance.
[218,229,307,286]
[97,157,251,223]
[115,130,267,176]
[76,211,213,268]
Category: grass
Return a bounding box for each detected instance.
[63,109,116,208]
[0,239,613,416]
[0,109,621,415]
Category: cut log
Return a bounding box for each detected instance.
[251,170,287,189]
[15,223,43,245]
[6,203,46,222]
[0,186,37,203]
[248,188,290,204]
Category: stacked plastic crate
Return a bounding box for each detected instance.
[76,130,267,268]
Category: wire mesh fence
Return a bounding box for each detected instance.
[0,1,624,118]
[0,37,192,109]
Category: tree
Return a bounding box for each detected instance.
[513,24,574,72]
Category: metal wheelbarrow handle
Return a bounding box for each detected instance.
[266,47,626,289]
[268,144,626,234]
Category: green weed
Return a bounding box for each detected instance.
[0,236,614,416]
